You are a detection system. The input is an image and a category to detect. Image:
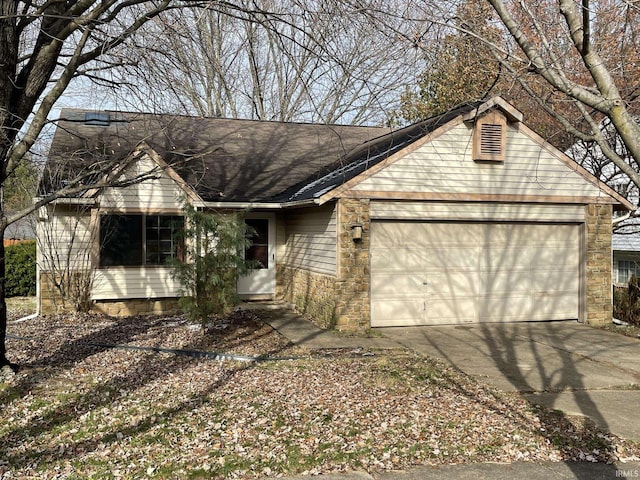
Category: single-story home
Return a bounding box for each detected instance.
[36,97,632,330]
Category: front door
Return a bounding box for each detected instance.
[237,214,276,298]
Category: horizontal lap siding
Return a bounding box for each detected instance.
[92,267,181,300]
[100,156,184,211]
[353,124,602,197]
[37,208,93,270]
[93,157,185,300]
[284,204,337,276]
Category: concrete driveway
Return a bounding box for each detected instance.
[381,321,640,440]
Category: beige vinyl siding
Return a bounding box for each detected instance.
[283,203,337,276]
[92,267,181,300]
[371,201,585,223]
[352,124,602,197]
[36,206,93,270]
[100,155,185,211]
[91,157,186,300]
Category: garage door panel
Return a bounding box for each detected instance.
[479,270,531,294]
[371,299,424,327]
[371,221,581,326]
[531,270,580,291]
[424,247,480,269]
[419,223,481,246]
[426,297,477,325]
[371,273,423,295]
[531,292,580,319]
[371,248,423,272]
[479,293,532,320]
[426,272,480,297]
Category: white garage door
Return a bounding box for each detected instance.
[370,222,581,326]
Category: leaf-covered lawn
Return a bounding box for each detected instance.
[2,309,639,479]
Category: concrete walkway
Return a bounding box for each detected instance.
[381,321,640,441]
[254,304,402,350]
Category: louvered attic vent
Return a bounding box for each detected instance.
[472,112,506,162]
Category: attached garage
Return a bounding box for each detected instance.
[370,219,581,326]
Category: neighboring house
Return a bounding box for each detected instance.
[4,215,36,246]
[566,124,640,287]
[36,97,632,329]
[612,219,640,285]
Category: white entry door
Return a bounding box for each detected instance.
[237,214,276,298]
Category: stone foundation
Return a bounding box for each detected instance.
[91,298,180,317]
[38,271,90,315]
[585,204,613,326]
[277,265,337,328]
[39,271,180,316]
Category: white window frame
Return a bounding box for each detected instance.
[617,259,640,283]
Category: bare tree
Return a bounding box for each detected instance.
[3,0,346,370]
[36,203,96,314]
[110,0,427,125]
[349,0,640,199]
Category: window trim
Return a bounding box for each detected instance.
[98,213,184,268]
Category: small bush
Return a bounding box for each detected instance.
[613,276,640,326]
[5,240,36,297]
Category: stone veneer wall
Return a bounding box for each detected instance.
[91,298,180,316]
[276,265,337,329]
[277,198,372,331]
[585,204,613,326]
[39,271,179,316]
[334,198,371,331]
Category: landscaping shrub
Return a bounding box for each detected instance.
[613,276,640,326]
[5,240,36,297]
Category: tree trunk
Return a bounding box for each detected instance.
[0,226,15,370]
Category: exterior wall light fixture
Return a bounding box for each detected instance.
[351,223,363,242]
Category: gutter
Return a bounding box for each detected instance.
[202,199,318,209]
[6,332,301,363]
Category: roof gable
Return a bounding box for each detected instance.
[313,97,631,209]
[282,103,478,202]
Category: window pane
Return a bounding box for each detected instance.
[632,262,640,281]
[246,245,268,269]
[246,219,269,245]
[145,215,184,265]
[100,215,143,266]
[619,260,630,283]
[245,219,269,269]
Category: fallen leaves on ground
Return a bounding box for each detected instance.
[2,309,639,479]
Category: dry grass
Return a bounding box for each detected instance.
[2,308,639,479]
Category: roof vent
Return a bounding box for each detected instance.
[84,112,110,126]
[472,111,506,162]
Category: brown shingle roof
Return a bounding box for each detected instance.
[42,110,390,202]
